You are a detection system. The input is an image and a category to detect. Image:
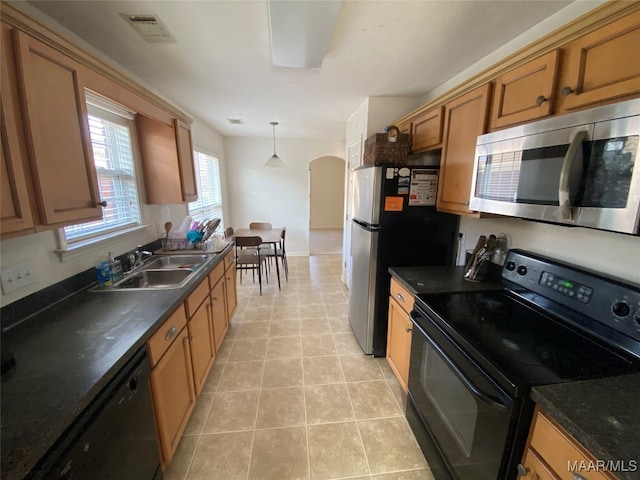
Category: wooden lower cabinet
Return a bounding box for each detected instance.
[386,278,415,392]
[149,326,195,467]
[386,297,412,392]
[520,407,616,480]
[225,261,237,321]
[210,277,228,351]
[188,296,215,395]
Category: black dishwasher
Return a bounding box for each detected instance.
[29,348,162,480]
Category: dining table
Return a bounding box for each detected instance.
[231,227,284,290]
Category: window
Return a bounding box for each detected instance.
[188,150,224,229]
[62,95,142,246]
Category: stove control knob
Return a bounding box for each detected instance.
[611,301,631,318]
[517,265,528,276]
[505,261,516,271]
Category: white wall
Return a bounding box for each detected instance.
[458,216,640,285]
[224,136,345,255]
[310,156,345,229]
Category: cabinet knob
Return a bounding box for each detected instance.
[560,86,575,97]
[96,200,108,208]
[516,464,529,477]
[405,327,412,333]
[165,325,177,341]
[535,95,548,106]
[572,474,588,480]
[396,293,405,302]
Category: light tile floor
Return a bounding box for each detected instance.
[165,254,435,480]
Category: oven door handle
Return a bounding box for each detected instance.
[411,314,509,411]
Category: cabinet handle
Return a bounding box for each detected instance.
[96,200,107,208]
[572,474,587,480]
[405,327,412,333]
[516,463,529,477]
[535,95,547,106]
[396,293,405,303]
[561,86,575,97]
[165,325,177,341]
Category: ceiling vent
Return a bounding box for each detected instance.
[227,118,245,125]
[120,14,176,43]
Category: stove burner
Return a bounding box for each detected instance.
[481,325,558,367]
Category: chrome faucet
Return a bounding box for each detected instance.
[128,246,153,270]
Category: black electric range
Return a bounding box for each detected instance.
[406,249,640,480]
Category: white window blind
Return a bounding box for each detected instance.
[63,101,141,243]
[188,150,225,230]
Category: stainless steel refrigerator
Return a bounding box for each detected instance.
[348,164,459,356]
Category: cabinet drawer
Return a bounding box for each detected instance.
[184,278,209,317]
[147,305,187,367]
[224,249,235,270]
[529,410,613,480]
[390,277,414,314]
[208,261,225,289]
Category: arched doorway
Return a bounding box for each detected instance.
[308,156,346,255]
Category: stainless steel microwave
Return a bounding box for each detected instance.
[470,98,640,235]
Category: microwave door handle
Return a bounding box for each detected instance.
[559,129,589,220]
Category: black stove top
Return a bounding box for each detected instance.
[412,249,640,396]
[414,289,639,393]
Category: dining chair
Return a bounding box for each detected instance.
[265,227,288,281]
[224,227,234,239]
[235,236,268,295]
[249,222,272,230]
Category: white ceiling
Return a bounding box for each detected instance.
[25,0,574,138]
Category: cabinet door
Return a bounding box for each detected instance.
[1,25,34,237]
[558,10,640,111]
[437,83,491,216]
[519,449,558,480]
[188,297,215,395]
[175,119,198,202]
[136,115,183,204]
[13,30,103,226]
[149,326,195,467]
[411,106,444,152]
[210,278,228,352]
[225,263,238,322]
[386,297,413,392]
[490,50,559,129]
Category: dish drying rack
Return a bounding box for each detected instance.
[160,238,208,251]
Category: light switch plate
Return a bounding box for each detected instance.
[1,259,36,294]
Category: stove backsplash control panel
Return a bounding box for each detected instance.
[503,249,640,342]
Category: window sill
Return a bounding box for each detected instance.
[55,224,152,262]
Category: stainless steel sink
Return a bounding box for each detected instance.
[111,269,194,290]
[143,255,209,270]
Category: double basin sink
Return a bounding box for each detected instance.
[96,254,210,291]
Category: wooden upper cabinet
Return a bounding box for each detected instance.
[1,25,34,238]
[490,50,559,129]
[175,119,198,202]
[437,84,491,216]
[137,114,198,204]
[557,9,640,112]
[13,30,103,226]
[136,115,183,204]
[411,106,444,152]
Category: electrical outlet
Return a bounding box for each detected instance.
[1,260,36,294]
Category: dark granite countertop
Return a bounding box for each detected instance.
[0,244,233,480]
[388,265,503,295]
[531,374,640,480]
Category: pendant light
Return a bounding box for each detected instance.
[265,121,285,167]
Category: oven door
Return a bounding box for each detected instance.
[407,308,515,480]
